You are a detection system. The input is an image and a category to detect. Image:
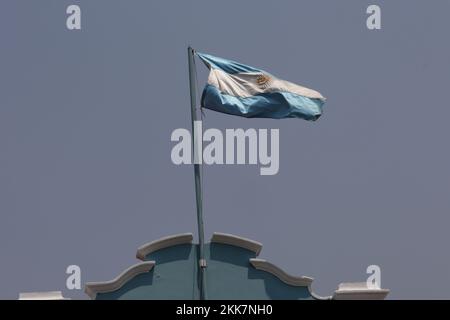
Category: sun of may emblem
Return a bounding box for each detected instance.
[256,73,272,89]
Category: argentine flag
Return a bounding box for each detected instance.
[197,52,326,121]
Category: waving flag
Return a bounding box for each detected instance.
[197,52,326,121]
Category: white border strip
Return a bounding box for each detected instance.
[249,258,331,300]
[211,232,263,255]
[85,261,155,299]
[136,233,193,261]
[249,258,313,286]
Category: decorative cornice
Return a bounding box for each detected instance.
[332,282,390,300]
[211,232,262,255]
[19,291,68,300]
[85,261,155,299]
[249,258,313,286]
[136,233,193,260]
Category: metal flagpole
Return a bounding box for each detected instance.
[187,46,207,300]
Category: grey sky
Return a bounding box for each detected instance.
[1,0,449,299]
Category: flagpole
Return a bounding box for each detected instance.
[188,46,207,300]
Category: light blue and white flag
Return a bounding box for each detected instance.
[197,52,326,121]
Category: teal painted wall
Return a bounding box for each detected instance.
[95,242,313,300]
[96,244,198,300]
[205,243,312,300]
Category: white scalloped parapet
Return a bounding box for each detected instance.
[211,232,263,255]
[136,233,193,260]
[332,282,390,300]
[249,258,313,286]
[18,291,68,300]
[85,261,155,299]
[249,258,330,300]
